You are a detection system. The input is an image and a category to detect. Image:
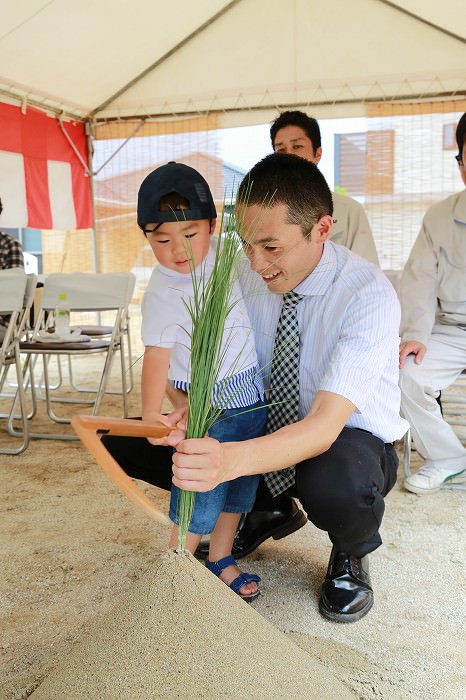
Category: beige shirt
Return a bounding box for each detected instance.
[330,192,379,265]
[400,189,466,345]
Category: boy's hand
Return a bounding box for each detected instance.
[163,406,188,447]
[146,407,188,447]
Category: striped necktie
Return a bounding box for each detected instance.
[264,291,304,497]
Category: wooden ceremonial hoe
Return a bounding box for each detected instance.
[71,415,172,526]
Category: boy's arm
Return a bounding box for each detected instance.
[141,346,170,421]
[172,390,355,491]
[165,382,189,414]
[141,346,174,446]
[141,346,189,447]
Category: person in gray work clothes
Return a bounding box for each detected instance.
[399,112,466,494]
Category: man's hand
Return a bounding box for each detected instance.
[399,340,427,368]
[172,436,228,491]
[171,389,355,492]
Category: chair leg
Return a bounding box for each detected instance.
[92,347,117,416]
[1,346,29,455]
[67,333,133,397]
[7,354,37,433]
[403,428,411,479]
[123,325,134,393]
[119,340,128,418]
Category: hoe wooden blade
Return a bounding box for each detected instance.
[72,415,171,526]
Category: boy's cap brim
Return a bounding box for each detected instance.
[137,161,217,226]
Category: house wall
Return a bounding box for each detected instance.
[333,110,464,269]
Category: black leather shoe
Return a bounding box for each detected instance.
[195,497,307,561]
[319,547,373,623]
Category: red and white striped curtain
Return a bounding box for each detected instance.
[0,101,93,230]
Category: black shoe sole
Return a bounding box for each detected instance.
[232,508,308,559]
[318,597,374,623]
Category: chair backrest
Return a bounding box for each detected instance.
[0,269,28,359]
[39,273,136,312]
[0,268,27,315]
[24,274,38,310]
[23,252,39,274]
[16,274,38,337]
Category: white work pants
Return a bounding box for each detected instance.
[399,324,466,470]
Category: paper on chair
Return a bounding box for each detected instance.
[36,330,91,343]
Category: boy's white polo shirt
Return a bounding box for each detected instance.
[141,242,262,407]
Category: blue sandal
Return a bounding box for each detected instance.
[205,555,261,602]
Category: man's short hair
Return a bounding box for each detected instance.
[270,110,322,151]
[237,153,333,235]
[456,112,466,155]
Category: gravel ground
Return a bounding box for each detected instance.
[0,357,465,699]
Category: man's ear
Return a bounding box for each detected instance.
[312,214,333,242]
[209,219,217,234]
[312,146,323,165]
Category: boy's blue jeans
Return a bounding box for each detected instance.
[169,400,267,535]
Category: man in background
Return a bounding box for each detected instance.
[399,112,466,494]
[270,110,379,265]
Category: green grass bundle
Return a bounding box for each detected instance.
[176,207,246,551]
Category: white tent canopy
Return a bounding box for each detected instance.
[0,0,465,126]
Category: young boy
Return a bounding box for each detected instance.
[138,162,266,601]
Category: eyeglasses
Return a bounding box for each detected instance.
[455,154,463,166]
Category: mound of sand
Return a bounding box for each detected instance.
[30,550,355,699]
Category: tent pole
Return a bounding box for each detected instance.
[86,119,99,274]
[90,0,242,118]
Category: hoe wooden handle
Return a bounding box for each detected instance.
[72,415,172,526]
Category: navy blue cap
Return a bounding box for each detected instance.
[137,161,217,227]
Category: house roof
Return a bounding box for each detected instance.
[94,153,245,210]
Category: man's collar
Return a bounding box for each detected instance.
[293,241,336,297]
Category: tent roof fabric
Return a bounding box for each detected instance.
[0,0,465,126]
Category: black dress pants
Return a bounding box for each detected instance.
[254,426,398,557]
[102,426,174,492]
[102,425,398,557]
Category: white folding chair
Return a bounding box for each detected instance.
[1,273,38,396]
[0,268,30,454]
[13,272,135,441]
[67,279,135,395]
